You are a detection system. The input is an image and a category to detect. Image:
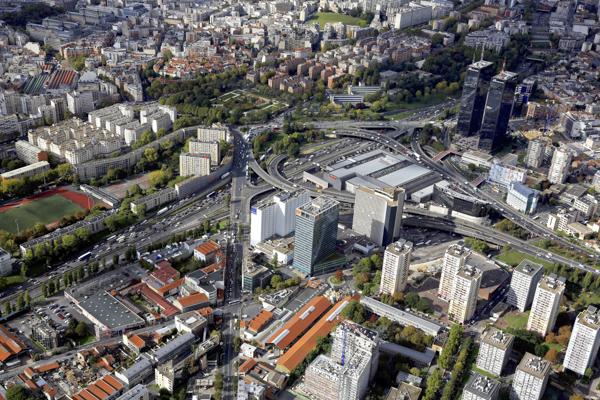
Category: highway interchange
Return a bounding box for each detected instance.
[2,105,598,397]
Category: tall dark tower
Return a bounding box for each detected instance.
[457,60,495,136]
[478,70,518,152]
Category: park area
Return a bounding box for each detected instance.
[308,12,368,28]
[213,89,288,117]
[0,187,95,234]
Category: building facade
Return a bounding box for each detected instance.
[448,265,481,324]
[548,147,572,184]
[457,60,495,136]
[179,152,211,177]
[479,71,518,152]
[379,239,413,296]
[526,139,545,168]
[506,260,544,312]
[292,196,339,276]
[352,186,405,246]
[563,306,600,376]
[250,191,310,246]
[510,353,550,400]
[438,243,470,301]
[506,182,539,214]
[526,275,565,337]
[476,327,514,376]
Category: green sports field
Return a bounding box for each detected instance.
[308,12,368,28]
[0,195,84,234]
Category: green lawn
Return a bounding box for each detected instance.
[0,195,84,234]
[494,250,554,269]
[501,311,529,330]
[308,12,368,28]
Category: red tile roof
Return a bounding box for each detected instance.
[103,375,124,391]
[0,325,25,362]
[154,278,184,297]
[266,296,331,350]
[127,334,146,350]
[35,362,60,373]
[239,358,257,374]
[151,260,180,285]
[194,240,220,256]
[176,292,209,310]
[247,309,273,334]
[276,296,356,374]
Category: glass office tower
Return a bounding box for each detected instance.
[457,60,495,136]
[479,71,518,152]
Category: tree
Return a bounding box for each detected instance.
[335,269,343,282]
[41,283,48,299]
[112,254,119,266]
[534,343,549,357]
[544,347,558,363]
[75,321,88,337]
[3,302,11,316]
[270,274,283,288]
[15,293,24,311]
[6,385,34,400]
[24,290,31,307]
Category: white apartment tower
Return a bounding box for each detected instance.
[547,146,572,184]
[476,327,514,376]
[563,306,600,375]
[189,139,220,165]
[526,274,565,337]
[379,239,413,296]
[352,186,405,246]
[250,191,311,246]
[448,265,481,324]
[510,353,551,400]
[506,260,544,312]
[462,373,500,400]
[179,153,210,177]
[438,243,470,301]
[330,321,379,380]
[526,139,545,168]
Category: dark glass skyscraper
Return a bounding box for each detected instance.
[457,60,495,136]
[478,71,518,152]
[293,196,339,276]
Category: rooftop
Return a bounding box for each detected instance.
[481,327,514,350]
[538,274,566,294]
[78,291,145,330]
[578,306,600,330]
[515,259,543,277]
[296,196,339,217]
[464,372,500,400]
[517,352,551,379]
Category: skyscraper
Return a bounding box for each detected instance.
[293,196,339,276]
[457,60,495,136]
[526,274,565,337]
[479,71,518,152]
[477,327,514,376]
[547,146,572,184]
[506,260,543,312]
[563,306,600,375]
[379,239,413,296]
[510,353,551,400]
[448,265,481,324]
[250,191,311,246]
[352,186,405,246]
[438,243,470,301]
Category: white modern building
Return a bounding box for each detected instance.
[526,274,565,337]
[197,124,230,142]
[438,243,470,301]
[563,306,600,375]
[379,239,413,296]
[548,146,572,184]
[476,327,514,376]
[448,265,481,324]
[510,353,550,400]
[488,162,527,188]
[179,153,211,177]
[250,191,311,246]
[506,260,544,312]
[352,186,405,246]
[0,161,50,180]
[0,247,13,276]
[393,2,433,29]
[189,139,220,165]
[506,182,539,214]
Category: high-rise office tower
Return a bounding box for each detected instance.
[457,60,495,136]
[379,239,413,296]
[506,260,544,312]
[293,196,339,276]
[438,244,470,301]
[563,306,600,375]
[448,265,481,324]
[352,186,405,246]
[250,191,311,246]
[526,274,565,337]
[510,353,551,400]
[462,373,500,400]
[479,71,518,152]
[477,327,514,376]
[547,146,572,184]
[526,139,545,168]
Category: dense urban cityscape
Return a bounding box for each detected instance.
[0,0,599,399]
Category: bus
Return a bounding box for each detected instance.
[207,191,216,199]
[77,251,92,262]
